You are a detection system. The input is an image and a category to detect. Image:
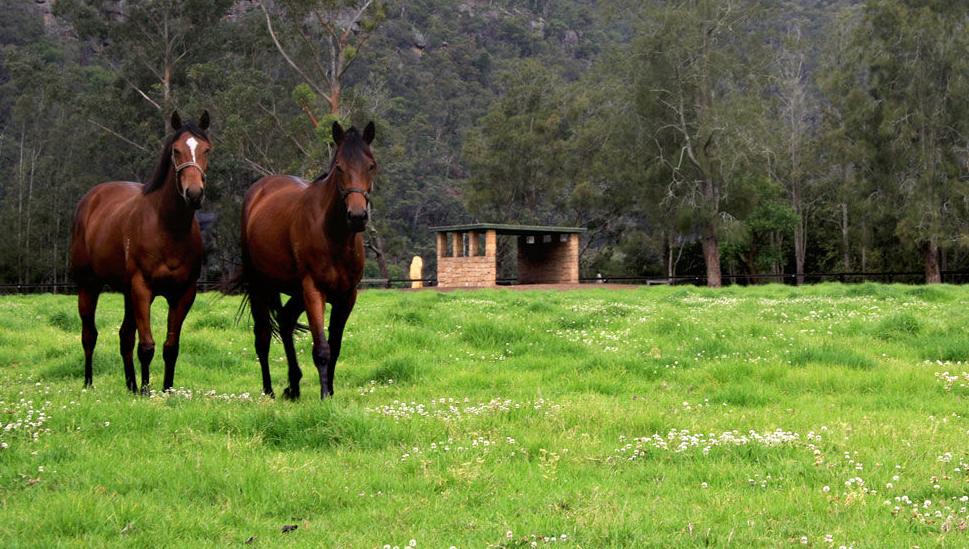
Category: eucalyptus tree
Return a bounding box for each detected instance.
[55,0,234,130]
[259,0,386,120]
[464,60,576,225]
[855,0,969,282]
[628,0,773,287]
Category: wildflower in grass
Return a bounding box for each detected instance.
[613,428,808,461]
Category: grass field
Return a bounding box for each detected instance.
[0,284,968,547]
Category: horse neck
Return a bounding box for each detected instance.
[306,172,355,242]
[148,168,195,232]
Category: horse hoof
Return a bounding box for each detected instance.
[264,390,276,399]
[140,385,151,397]
[282,387,299,400]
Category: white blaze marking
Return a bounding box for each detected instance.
[186,137,199,163]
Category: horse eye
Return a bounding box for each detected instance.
[369,163,376,172]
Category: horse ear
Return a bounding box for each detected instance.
[363,121,375,145]
[332,121,345,146]
[170,111,182,131]
[198,110,210,131]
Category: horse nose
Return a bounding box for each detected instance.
[347,207,368,231]
[186,187,204,208]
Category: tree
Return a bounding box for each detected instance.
[260,0,386,118]
[855,0,969,283]
[56,0,234,129]
[769,25,819,284]
[629,0,772,287]
[464,60,575,225]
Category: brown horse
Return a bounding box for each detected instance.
[236,121,376,399]
[70,111,212,393]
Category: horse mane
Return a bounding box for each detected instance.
[143,123,209,194]
[313,127,373,183]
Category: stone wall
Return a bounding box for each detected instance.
[437,256,497,287]
[516,233,579,284]
[436,230,497,287]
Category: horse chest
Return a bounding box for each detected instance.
[300,247,363,293]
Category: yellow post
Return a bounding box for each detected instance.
[409,256,424,288]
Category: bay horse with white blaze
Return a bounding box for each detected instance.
[70,111,212,393]
[236,121,376,400]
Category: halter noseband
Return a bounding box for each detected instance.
[171,150,207,182]
[339,186,370,202]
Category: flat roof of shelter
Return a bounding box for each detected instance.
[430,223,586,235]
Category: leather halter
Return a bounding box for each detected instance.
[339,186,370,202]
[171,149,207,182]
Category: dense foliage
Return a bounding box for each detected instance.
[1,0,968,285]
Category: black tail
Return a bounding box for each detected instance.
[220,265,307,340]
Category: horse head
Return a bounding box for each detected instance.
[330,121,376,233]
[169,110,212,210]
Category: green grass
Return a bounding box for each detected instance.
[0,284,968,547]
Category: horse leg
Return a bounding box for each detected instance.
[278,295,305,400]
[325,291,357,397]
[78,286,101,387]
[162,285,197,392]
[301,277,331,399]
[119,294,137,393]
[250,289,275,398]
[131,275,155,395]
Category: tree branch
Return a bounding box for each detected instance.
[260,1,333,104]
[87,119,148,152]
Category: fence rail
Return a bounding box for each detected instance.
[2,271,968,295]
[582,271,969,286]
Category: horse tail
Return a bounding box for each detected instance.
[220,265,308,340]
[219,265,252,327]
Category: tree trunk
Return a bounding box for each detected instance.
[17,127,25,284]
[24,147,36,283]
[794,218,805,285]
[840,201,850,272]
[701,178,722,288]
[922,239,941,284]
[667,232,674,281]
[702,220,721,288]
[792,179,805,285]
[366,224,390,283]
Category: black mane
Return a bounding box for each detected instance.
[143,123,209,194]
